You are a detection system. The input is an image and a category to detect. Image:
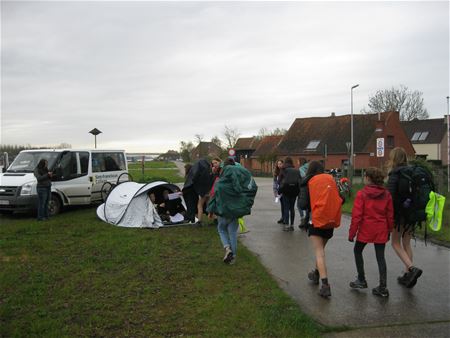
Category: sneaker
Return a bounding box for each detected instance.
[229,257,236,265]
[372,285,389,297]
[277,218,283,224]
[349,278,368,289]
[397,272,408,285]
[283,225,294,232]
[308,269,320,285]
[319,284,331,298]
[223,246,234,264]
[194,221,203,227]
[405,266,423,288]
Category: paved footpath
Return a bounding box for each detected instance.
[240,178,450,337]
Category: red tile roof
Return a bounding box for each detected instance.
[276,112,394,155]
[252,135,283,157]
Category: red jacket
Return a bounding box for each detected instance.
[349,185,394,244]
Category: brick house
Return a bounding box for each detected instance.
[234,137,261,169]
[250,135,283,174]
[275,111,415,170]
[401,117,448,165]
[190,142,222,160]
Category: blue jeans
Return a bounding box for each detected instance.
[217,216,239,255]
[282,195,297,225]
[37,186,51,220]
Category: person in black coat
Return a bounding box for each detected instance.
[386,147,422,288]
[33,159,52,220]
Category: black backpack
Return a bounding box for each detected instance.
[280,167,301,195]
[397,165,434,225]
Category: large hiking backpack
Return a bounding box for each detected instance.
[208,165,258,219]
[280,167,301,195]
[308,174,342,229]
[397,165,435,225]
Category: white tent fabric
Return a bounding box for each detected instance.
[97,181,178,228]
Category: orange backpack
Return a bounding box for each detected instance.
[308,174,342,229]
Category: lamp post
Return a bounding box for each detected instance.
[89,128,102,149]
[447,96,449,193]
[350,84,359,183]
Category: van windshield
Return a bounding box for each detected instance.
[7,152,60,173]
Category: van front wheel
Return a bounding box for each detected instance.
[48,194,62,216]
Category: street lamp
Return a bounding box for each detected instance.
[89,128,102,149]
[447,96,449,193]
[350,84,359,182]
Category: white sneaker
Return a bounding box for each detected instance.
[223,246,234,263]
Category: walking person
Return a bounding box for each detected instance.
[273,159,284,224]
[208,159,257,264]
[297,158,309,230]
[299,161,343,298]
[348,167,394,297]
[387,147,423,288]
[182,164,198,223]
[34,159,52,221]
[278,157,300,231]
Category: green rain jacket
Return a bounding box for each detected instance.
[207,165,258,219]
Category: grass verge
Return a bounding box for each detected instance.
[0,209,322,337]
[128,162,183,183]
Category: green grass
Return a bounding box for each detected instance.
[128,161,183,183]
[0,209,322,337]
[343,184,450,244]
[129,161,177,169]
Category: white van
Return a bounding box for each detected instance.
[0,149,129,215]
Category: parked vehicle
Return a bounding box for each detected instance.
[0,149,129,215]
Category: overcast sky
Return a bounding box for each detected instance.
[1,1,449,152]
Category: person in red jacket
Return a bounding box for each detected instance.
[348,167,394,297]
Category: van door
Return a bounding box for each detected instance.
[52,151,91,205]
[91,152,127,202]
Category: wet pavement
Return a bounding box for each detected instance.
[240,178,450,336]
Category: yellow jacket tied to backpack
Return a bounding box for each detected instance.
[425,191,446,232]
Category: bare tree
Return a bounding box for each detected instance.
[179,141,195,163]
[364,84,429,121]
[223,126,241,149]
[194,134,204,144]
[211,135,222,148]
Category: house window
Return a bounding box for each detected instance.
[386,135,395,148]
[411,131,429,141]
[418,131,429,141]
[306,140,320,150]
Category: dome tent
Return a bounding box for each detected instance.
[96,181,188,228]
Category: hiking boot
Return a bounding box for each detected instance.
[349,278,368,289]
[405,266,423,288]
[372,285,389,297]
[283,225,294,232]
[308,269,320,285]
[223,246,234,264]
[397,272,408,285]
[319,284,331,298]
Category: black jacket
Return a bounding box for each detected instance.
[298,174,314,211]
[34,167,51,187]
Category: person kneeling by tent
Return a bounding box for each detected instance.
[207,158,258,264]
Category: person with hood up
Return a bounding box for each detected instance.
[348,167,394,297]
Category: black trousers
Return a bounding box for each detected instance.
[182,187,198,223]
[354,241,387,287]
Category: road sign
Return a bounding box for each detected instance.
[376,138,384,157]
[228,148,236,157]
